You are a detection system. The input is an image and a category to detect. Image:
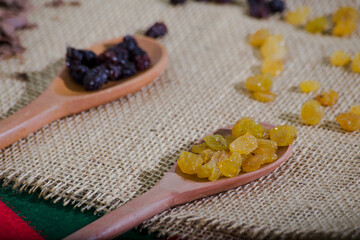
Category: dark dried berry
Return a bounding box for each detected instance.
[129,47,145,61]
[170,0,186,5]
[247,0,265,7]
[135,54,151,71]
[145,22,168,39]
[66,47,97,67]
[105,64,122,81]
[98,49,118,64]
[267,0,285,13]
[214,0,232,3]
[113,46,129,65]
[118,35,138,51]
[82,65,109,90]
[120,61,137,79]
[249,3,270,18]
[68,65,89,84]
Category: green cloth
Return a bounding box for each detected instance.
[0,182,158,240]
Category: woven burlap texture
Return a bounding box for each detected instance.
[1,0,360,239]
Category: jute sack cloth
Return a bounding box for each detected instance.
[1,0,359,239]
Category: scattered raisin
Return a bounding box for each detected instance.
[145,22,168,39]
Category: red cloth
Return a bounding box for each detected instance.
[0,200,44,240]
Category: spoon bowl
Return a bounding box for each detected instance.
[64,122,293,240]
[0,35,168,149]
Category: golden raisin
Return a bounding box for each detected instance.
[229,132,258,154]
[305,17,327,34]
[333,6,359,23]
[330,50,351,66]
[333,20,357,36]
[316,90,339,106]
[177,151,203,174]
[262,128,270,139]
[204,134,228,151]
[262,58,283,76]
[225,134,237,145]
[285,6,310,26]
[336,112,360,131]
[242,154,266,173]
[260,35,286,60]
[269,125,297,147]
[253,139,278,155]
[245,73,273,92]
[249,29,271,47]
[232,117,264,138]
[191,143,209,153]
[252,91,277,102]
[350,105,360,115]
[301,100,324,125]
[352,53,360,73]
[217,152,242,178]
[299,80,321,93]
[199,149,215,164]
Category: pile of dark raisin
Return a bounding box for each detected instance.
[66,35,150,90]
[145,22,168,39]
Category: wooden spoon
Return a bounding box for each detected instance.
[0,35,168,150]
[64,122,293,240]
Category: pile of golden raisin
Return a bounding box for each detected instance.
[177,117,297,181]
[246,29,286,102]
[285,6,359,37]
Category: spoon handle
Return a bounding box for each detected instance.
[64,185,175,240]
[0,89,66,149]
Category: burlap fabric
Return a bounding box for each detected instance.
[1,0,360,239]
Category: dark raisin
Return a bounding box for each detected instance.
[214,0,232,3]
[129,47,146,61]
[82,65,109,90]
[248,1,270,18]
[170,0,186,5]
[113,45,129,65]
[66,47,97,67]
[120,61,137,79]
[118,35,138,51]
[98,49,119,64]
[68,65,89,84]
[105,64,122,81]
[267,0,285,13]
[135,54,151,71]
[145,22,168,39]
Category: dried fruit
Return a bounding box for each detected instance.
[316,90,339,106]
[336,112,360,131]
[262,128,270,139]
[299,80,321,93]
[229,132,258,154]
[248,29,271,47]
[285,6,310,26]
[218,152,242,177]
[191,143,209,153]
[333,6,359,23]
[248,0,270,19]
[269,124,297,146]
[242,154,266,172]
[300,100,324,125]
[225,134,237,145]
[177,151,203,174]
[252,91,276,102]
[267,0,285,13]
[350,105,360,116]
[352,53,360,73]
[245,73,273,92]
[82,65,109,91]
[204,134,228,151]
[253,139,277,155]
[199,149,215,163]
[330,50,351,66]
[145,22,168,39]
[333,20,357,37]
[68,65,89,84]
[305,17,327,34]
[262,58,283,76]
[260,35,286,60]
[232,117,264,138]
[170,0,186,4]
